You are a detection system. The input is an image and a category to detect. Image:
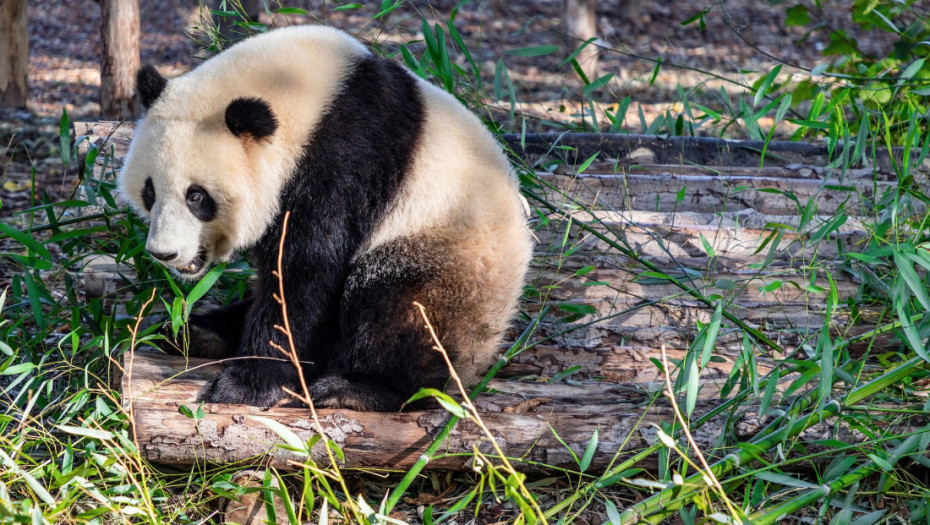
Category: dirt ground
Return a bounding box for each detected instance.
[0,0,899,214]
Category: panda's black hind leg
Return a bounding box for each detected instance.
[310,235,483,412]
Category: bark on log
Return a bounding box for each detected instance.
[123,351,893,472]
[0,0,28,108]
[100,0,140,118]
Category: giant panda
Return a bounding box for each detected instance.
[118,25,533,411]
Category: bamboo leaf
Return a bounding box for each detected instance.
[549,426,580,465]
[57,424,115,441]
[574,265,595,276]
[894,252,930,313]
[0,223,52,261]
[754,65,782,108]
[274,7,308,14]
[900,58,924,80]
[549,365,582,383]
[60,108,71,166]
[559,37,597,67]
[753,471,817,488]
[582,73,614,97]
[249,415,309,454]
[699,233,715,257]
[605,498,622,524]
[851,510,886,525]
[576,152,599,174]
[685,354,699,416]
[867,453,893,471]
[185,263,226,316]
[579,427,599,472]
[407,388,467,418]
[701,302,722,367]
[507,45,559,57]
[896,303,930,363]
[649,57,662,87]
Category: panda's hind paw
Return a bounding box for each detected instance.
[205,364,291,407]
[308,375,407,412]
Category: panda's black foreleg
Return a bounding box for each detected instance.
[182,297,253,358]
[205,255,346,407]
[309,236,470,412]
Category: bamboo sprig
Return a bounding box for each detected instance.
[659,344,741,521]
[618,356,928,523]
[747,431,926,524]
[543,314,923,519]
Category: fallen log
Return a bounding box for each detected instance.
[124,351,740,472]
[124,351,899,472]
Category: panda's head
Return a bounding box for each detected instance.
[118,27,370,279]
[118,66,283,279]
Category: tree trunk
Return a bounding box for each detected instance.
[100,0,140,119]
[562,0,598,81]
[0,0,28,108]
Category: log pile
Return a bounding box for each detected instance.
[75,122,899,472]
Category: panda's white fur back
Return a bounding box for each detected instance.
[370,79,531,349]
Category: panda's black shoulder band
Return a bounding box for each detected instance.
[137,65,167,109]
[225,97,278,139]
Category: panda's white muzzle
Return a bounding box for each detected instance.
[146,201,210,278]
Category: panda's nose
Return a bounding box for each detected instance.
[149,250,178,262]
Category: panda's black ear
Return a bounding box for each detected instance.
[225,97,278,140]
[137,65,167,109]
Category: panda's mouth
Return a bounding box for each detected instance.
[176,247,208,275]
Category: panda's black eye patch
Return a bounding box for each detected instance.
[186,184,217,222]
[142,178,156,211]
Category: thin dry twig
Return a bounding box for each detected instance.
[122,287,157,447]
[269,210,360,522]
[659,343,740,520]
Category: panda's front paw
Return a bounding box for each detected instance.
[157,307,232,359]
[183,322,229,359]
[207,364,292,407]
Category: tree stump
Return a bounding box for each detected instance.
[100,0,140,118]
[0,0,28,108]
